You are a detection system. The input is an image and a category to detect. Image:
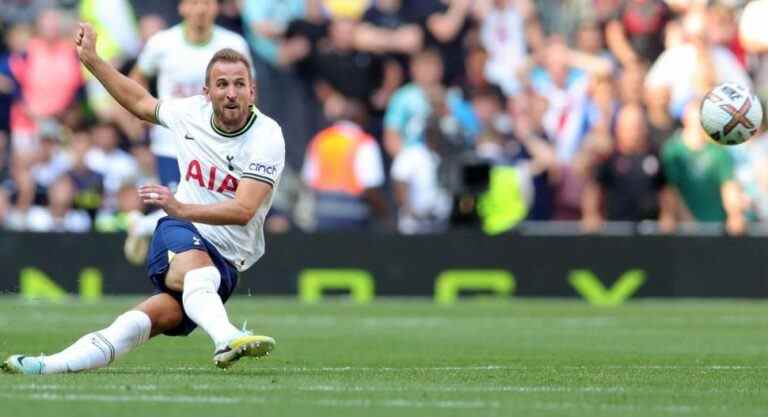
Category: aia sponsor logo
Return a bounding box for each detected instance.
[185,160,238,193]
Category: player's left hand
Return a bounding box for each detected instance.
[138,184,183,217]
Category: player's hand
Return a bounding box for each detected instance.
[138,185,183,217]
[74,22,98,63]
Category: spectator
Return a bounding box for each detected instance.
[508,89,557,220]
[725,132,768,222]
[310,19,397,118]
[459,46,491,95]
[418,0,476,86]
[302,101,387,231]
[605,0,672,67]
[391,117,454,234]
[12,120,71,213]
[241,0,305,67]
[529,36,599,219]
[66,129,103,219]
[284,0,329,75]
[95,183,142,233]
[582,104,672,232]
[383,49,444,157]
[12,8,83,131]
[358,0,423,71]
[0,0,57,27]
[706,4,745,68]
[740,0,768,103]
[645,8,750,121]
[480,0,531,96]
[216,0,246,36]
[84,121,138,210]
[661,100,747,235]
[26,176,91,233]
[0,25,21,141]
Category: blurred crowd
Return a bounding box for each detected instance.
[1,0,768,235]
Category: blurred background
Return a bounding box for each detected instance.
[1,0,768,239]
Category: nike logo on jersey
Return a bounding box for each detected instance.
[185,133,195,141]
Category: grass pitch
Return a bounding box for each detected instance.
[0,296,766,417]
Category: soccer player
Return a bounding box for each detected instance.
[125,0,251,264]
[1,22,284,374]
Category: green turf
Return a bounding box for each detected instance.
[0,296,766,417]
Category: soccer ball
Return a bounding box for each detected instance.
[700,83,763,146]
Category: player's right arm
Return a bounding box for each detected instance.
[128,66,150,90]
[75,22,158,124]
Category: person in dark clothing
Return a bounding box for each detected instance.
[582,103,673,232]
[605,0,672,67]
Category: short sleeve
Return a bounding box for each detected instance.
[384,88,408,130]
[354,140,385,188]
[154,96,201,132]
[660,140,680,186]
[136,32,164,77]
[242,123,286,188]
[154,97,180,129]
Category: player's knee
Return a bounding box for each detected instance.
[165,250,215,291]
[164,274,184,292]
[182,266,221,299]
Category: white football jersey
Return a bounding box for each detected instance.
[137,24,251,158]
[155,95,285,272]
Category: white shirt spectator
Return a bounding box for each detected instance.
[481,5,527,96]
[391,144,453,234]
[31,152,71,188]
[85,147,139,200]
[646,45,752,117]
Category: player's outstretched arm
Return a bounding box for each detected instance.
[75,22,158,124]
[138,179,272,226]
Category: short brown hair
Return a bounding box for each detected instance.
[205,48,253,86]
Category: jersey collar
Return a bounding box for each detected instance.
[210,106,258,138]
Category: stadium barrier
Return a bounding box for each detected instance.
[0,231,766,302]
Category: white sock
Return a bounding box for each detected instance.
[42,310,151,374]
[182,266,240,348]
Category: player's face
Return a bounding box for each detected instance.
[205,61,255,126]
[179,0,218,31]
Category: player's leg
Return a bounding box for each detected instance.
[165,249,241,345]
[165,249,274,367]
[1,294,182,375]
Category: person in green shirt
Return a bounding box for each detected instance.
[661,99,747,234]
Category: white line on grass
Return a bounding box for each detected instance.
[120,364,768,373]
[189,383,625,395]
[0,392,499,410]
[8,382,624,395]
